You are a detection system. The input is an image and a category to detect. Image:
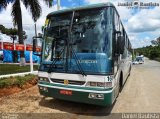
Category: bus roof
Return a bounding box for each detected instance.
[47,2,115,17]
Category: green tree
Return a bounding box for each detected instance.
[135,45,160,61]
[0,25,5,32]
[149,50,159,59]
[0,0,52,66]
[0,24,18,35]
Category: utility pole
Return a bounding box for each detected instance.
[34,23,37,37]
[133,48,135,60]
[57,0,61,10]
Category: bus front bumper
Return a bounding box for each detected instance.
[38,83,114,106]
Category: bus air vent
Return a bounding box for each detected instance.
[50,78,85,85]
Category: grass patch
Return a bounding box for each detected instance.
[0,64,39,75]
[0,74,37,88]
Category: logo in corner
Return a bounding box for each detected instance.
[118,0,159,9]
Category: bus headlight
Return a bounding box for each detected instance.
[90,82,97,86]
[39,77,49,82]
[97,82,105,87]
[88,93,104,99]
[39,86,48,92]
[86,82,112,88]
[39,77,43,81]
[105,82,112,88]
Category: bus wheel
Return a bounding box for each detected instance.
[128,65,132,76]
[117,72,123,98]
[119,72,123,92]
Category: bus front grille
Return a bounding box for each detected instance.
[50,78,85,85]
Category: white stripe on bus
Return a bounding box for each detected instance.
[38,83,114,94]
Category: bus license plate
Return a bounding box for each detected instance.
[60,90,72,95]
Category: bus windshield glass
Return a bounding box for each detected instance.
[42,8,113,74]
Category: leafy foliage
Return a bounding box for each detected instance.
[0,74,37,88]
[135,45,160,60]
[0,24,18,35]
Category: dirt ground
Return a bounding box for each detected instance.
[0,58,160,116]
[0,77,37,98]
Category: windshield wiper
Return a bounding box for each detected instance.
[68,11,87,76]
[47,11,87,76]
[70,47,87,76]
[48,48,65,73]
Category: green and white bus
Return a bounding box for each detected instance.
[35,2,132,106]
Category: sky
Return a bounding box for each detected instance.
[0,0,160,48]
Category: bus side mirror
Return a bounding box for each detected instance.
[117,36,125,54]
[32,37,42,56]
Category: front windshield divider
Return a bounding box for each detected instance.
[65,11,75,72]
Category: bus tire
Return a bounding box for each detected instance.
[128,65,132,76]
[119,72,123,92]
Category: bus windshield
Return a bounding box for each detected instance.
[42,8,113,74]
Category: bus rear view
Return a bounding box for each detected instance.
[37,3,132,106]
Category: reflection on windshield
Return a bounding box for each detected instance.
[72,9,111,55]
[42,8,113,74]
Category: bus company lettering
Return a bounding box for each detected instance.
[78,60,98,63]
